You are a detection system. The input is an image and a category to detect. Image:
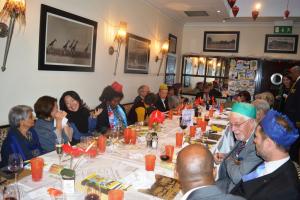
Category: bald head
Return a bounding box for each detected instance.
[176,144,214,193]
[289,66,300,81]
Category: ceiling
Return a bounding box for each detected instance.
[144,0,300,24]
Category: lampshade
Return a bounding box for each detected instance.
[0,0,26,26]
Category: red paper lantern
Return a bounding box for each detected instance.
[252,10,259,21]
[227,0,236,8]
[232,6,239,17]
[284,10,290,19]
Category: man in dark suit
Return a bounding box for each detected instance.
[285,65,300,163]
[133,85,150,104]
[155,84,169,112]
[231,109,300,200]
[175,144,245,200]
[215,103,263,192]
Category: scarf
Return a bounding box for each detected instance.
[67,106,90,133]
[108,105,127,129]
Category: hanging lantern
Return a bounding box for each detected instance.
[227,0,236,8]
[232,6,239,17]
[284,10,290,19]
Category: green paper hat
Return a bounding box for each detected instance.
[231,102,256,119]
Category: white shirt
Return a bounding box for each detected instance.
[161,98,166,108]
[180,185,210,200]
[262,156,290,177]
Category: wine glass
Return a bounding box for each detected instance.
[3,185,18,200]
[7,153,23,200]
[55,138,63,165]
[180,119,188,134]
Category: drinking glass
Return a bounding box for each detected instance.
[7,153,23,199]
[180,119,188,134]
[55,137,63,165]
[3,185,19,200]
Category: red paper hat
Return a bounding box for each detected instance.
[111,81,123,93]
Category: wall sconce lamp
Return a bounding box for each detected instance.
[0,0,26,72]
[108,21,127,75]
[252,3,261,21]
[155,40,169,76]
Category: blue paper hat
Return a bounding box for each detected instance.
[231,102,256,119]
[260,109,299,149]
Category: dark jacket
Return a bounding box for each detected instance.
[284,78,300,163]
[231,159,300,200]
[187,185,245,200]
[155,96,169,112]
[96,103,126,133]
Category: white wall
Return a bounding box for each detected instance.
[0,0,183,124]
[182,22,300,59]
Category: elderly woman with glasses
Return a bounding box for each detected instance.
[0,105,44,167]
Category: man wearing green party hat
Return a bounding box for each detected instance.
[215,102,263,193]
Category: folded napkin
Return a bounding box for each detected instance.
[121,169,156,189]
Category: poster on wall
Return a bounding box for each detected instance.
[228,59,258,97]
[38,4,97,72]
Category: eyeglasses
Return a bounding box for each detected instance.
[229,119,251,129]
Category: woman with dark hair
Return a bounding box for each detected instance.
[59,91,101,144]
[127,92,157,125]
[276,75,293,112]
[1,105,44,167]
[236,90,251,103]
[34,96,73,152]
[96,82,127,133]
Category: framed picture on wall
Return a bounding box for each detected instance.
[264,34,298,54]
[38,4,97,72]
[168,34,177,54]
[203,31,240,52]
[165,54,176,74]
[124,33,151,74]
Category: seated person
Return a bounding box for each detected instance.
[176,144,245,200]
[215,103,263,192]
[134,85,150,104]
[155,84,169,112]
[236,91,251,103]
[0,105,44,167]
[127,93,157,125]
[194,81,204,94]
[59,91,101,144]
[209,81,222,99]
[196,84,211,102]
[34,96,73,153]
[96,82,127,133]
[231,109,300,199]
[251,99,270,123]
[168,83,182,109]
[255,91,275,107]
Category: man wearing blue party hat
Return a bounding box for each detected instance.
[231,109,300,199]
[215,102,263,192]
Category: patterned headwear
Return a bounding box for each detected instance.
[260,109,299,149]
[159,84,168,90]
[111,81,123,93]
[231,102,256,119]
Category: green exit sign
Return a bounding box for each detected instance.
[274,26,293,34]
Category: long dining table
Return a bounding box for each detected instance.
[16,110,229,200]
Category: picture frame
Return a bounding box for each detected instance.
[264,34,298,54]
[168,34,177,54]
[124,33,151,74]
[203,31,240,52]
[165,54,176,74]
[38,4,97,72]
